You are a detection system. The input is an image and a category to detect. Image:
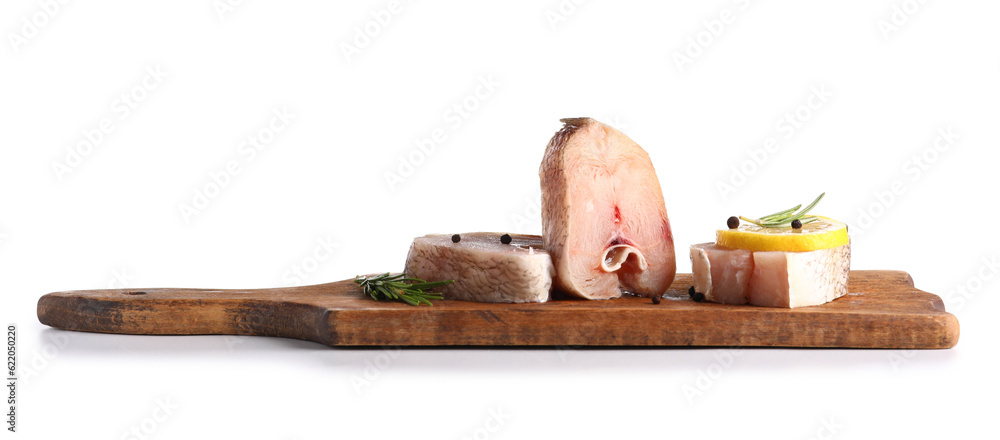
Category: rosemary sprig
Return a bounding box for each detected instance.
[739,193,825,228]
[354,273,453,306]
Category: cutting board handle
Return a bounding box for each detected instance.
[36,280,357,346]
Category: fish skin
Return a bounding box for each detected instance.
[403,233,553,303]
[540,118,676,299]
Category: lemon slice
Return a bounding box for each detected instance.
[715,216,848,252]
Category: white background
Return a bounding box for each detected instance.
[2,0,998,438]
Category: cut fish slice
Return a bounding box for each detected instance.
[690,243,752,305]
[403,233,554,303]
[689,242,851,308]
[748,244,851,308]
[540,117,676,299]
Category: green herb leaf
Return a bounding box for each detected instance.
[738,193,826,228]
[354,273,452,306]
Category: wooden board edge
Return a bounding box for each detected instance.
[324,304,961,349]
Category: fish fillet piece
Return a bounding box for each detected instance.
[688,242,851,308]
[748,243,851,308]
[403,233,554,303]
[540,117,676,299]
[690,243,753,305]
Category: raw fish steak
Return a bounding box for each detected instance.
[540,118,676,299]
[404,233,554,303]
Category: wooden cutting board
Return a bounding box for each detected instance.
[36,270,958,349]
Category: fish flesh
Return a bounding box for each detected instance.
[689,243,752,305]
[540,118,676,299]
[748,244,851,307]
[689,242,851,308]
[403,233,554,303]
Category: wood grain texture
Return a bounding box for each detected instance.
[36,270,959,348]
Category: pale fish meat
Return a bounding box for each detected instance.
[403,233,554,303]
[540,117,676,299]
[690,242,851,308]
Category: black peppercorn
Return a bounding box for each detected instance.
[791,219,802,229]
[451,234,461,243]
[692,291,705,302]
[651,295,661,305]
[688,286,695,298]
[500,234,512,244]
[727,216,740,229]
